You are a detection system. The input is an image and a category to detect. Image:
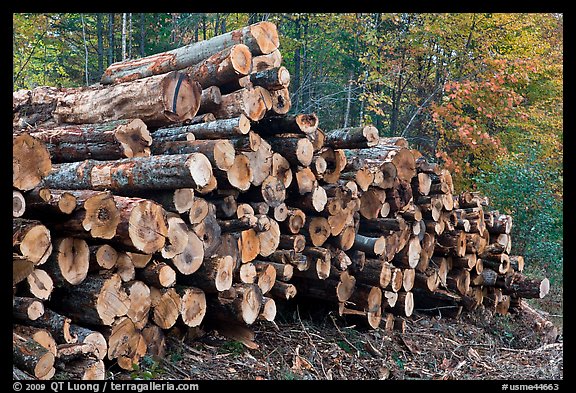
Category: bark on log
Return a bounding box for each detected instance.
[44,237,90,286]
[153,115,250,141]
[210,87,267,121]
[28,119,152,162]
[101,21,279,84]
[13,218,52,266]
[187,44,252,88]
[324,126,379,149]
[55,71,202,127]
[13,332,55,379]
[41,153,214,194]
[13,297,45,322]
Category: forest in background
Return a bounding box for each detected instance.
[12,13,563,300]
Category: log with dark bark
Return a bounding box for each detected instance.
[13,296,45,322]
[13,332,55,379]
[153,115,251,142]
[101,21,279,84]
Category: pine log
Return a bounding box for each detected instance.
[101,21,279,84]
[16,308,75,344]
[55,357,105,380]
[269,281,297,300]
[104,316,147,370]
[268,87,291,115]
[152,115,250,141]
[137,261,176,288]
[67,324,107,360]
[13,133,52,191]
[257,219,281,257]
[178,287,207,327]
[13,324,57,357]
[243,138,273,186]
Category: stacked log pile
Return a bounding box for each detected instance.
[13,21,551,380]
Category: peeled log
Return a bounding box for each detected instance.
[101,21,279,84]
[40,153,213,194]
[54,71,202,127]
[13,133,52,191]
[28,119,152,162]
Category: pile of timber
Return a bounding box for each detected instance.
[13,21,551,380]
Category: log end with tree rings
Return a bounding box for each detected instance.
[227,154,253,191]
[260,175,286,208]
[13,190,26,217]
[127,200,168,255]
[250,21,280,55]
[161,72,203,123]
[13,134,52,191]
[82,192,120,240]
[114,118,152,158]
[186,153,214,190]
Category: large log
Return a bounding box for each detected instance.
[101,21,279,84]
[324,125,379,149]
[152,115,250,141]
[27,119,152,162]
[54,71,202,127]
[13,332,55,380]
[210,86,268,121]
[40,153,214,194]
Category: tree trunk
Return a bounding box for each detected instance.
[13,218,52,266]
[187,44,252,88]
[13,133,52,191]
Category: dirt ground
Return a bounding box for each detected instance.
[109,296,563,381]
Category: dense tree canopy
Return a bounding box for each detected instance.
[13,12,563,284]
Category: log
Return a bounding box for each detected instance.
[280,207,306,234]
[345,284,383,329]
[45,190,121,240]
[44,237,90,286]
[55,272,130,326]
[67,324,107,360]
[257,219,281,257]
[243,138,273,186]
[249,66,290,91]
[104,317,147,370]
[13,218,52,266]
[324,125,379,149]
[123,280,151,330]
[54,71,202,127]
[171,230,205,275]
[211,86,267,121]
[16,308,75,344]
[269,87,291,115]
[141,323,166,359]
[55,357,105,380]
[24,187,78,216]
[178,287,207,328]
[13,133,52,191]
[301,216,331,247]
[353,234,386,257]
[25,269,54,301]
[13,255,35,287]
[180,255,234,293]
[13,332,55,379]
[270,281,297,300]
[13,189,26,217]
[252,49,282,72]
[137,261,177,288]
[13,297,45,322]
[28,119,152,162]
[101,21,279,84]
[266,136,314,167]
[40,153,214,194]
[191,203,222,256]
[153,115,250,141]
[13,324,57,357]
[13,86,63,129]
[187,44,252,88]
[151,139,235,171]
